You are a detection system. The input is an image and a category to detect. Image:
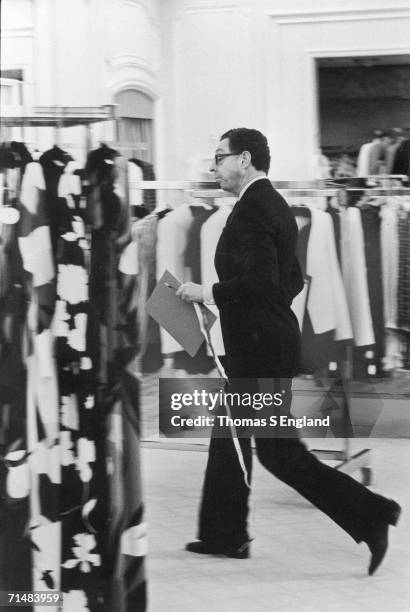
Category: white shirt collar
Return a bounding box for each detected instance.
[238,175,267,200]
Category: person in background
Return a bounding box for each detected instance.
[310,146,331,179]
[175,127,401,575]
[333,152,356,178]
[357,130,389,176]
[391,129,410,180]
[386,128,405,174]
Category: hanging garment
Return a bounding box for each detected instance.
[52,209,105,610]
[304,208,352,341]
[85,144,120,233]
[360,204,385,374]
[381,201,400,329]
[12,162,103,610]
[184,206,217,283]
[127,161,144,207]
[397,208,410,332]
[32,152,144,610]
[174,205,218,374]
[367,141,386,175]
[39,147,73,254]
[58,161,82,213]
[86,152,146,612]
[1,166,22,205]
[293,219,335,373]
[326,205,342,264]
[17,161,61,606]
[132,213,164,374]
[156,204,197,354]
[291,213,343,373]
[129,159,156,213]
[381,200,402,371]
[156,202,217,372]
[3,149,146,611]
[0,220,31,593]
[356,142,373,176]
[384,329,403,371]
[341,207,375,347]
[0,220,26,444]
[18,161,58,421]
[402,331,410,370]
[386,140,405,174]
[200,205,233,356]
[0,141,33,177]
[392,139,410,179]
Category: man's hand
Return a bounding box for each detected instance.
[175,282,204,303]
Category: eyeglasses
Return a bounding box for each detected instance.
[214,152,240,165]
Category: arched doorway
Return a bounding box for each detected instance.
[114,89,154,162]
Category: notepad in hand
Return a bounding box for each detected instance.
[146,270,217,357]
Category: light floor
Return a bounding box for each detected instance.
[142,438,410,612]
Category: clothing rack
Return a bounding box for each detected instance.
[346,188,410,196]
[129,180,339,197]
[357,175,408,184]
[1,104,117,151]
[132,179,373,485]
[319,182,410,482]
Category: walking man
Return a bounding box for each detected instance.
[176,128,400,574]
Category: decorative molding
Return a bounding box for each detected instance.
[184,4,236,15]
[309,47,410,59]
[119,0,143,7]
[266,6,410,25]
[108,0,161,71]
[2,26,34,38]
[0,78,21,86]
[183,3,252,22]
[109,54,157,77]
[108,77,160,101]
[118,0,149,10]
[116,0,160,28]
[0,62,28,73]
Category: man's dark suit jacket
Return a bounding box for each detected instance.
[212,178,303,377]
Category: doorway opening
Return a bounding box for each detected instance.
[316,54,410,175]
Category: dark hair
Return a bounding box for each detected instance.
[220,128,271,173]
[390,127,403,137]
[372,129,387,139]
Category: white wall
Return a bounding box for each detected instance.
[265,3,410,179]
[2,0,410,178]
[160,0,410,179]
[1,0,162,163]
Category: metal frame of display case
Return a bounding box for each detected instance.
[1,104,117,151]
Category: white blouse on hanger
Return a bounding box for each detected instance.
[341,207,375,347]
[306,208,353,341]
[380,200,400,329]
[200,205,233,356]
[156,205,197,353]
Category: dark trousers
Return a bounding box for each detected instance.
[198,378,392,546]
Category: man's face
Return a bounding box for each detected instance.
[210,138,243,195]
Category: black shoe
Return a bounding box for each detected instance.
[385,499,401,526]
[367,502,401,576]
[367,522,389,576]
[185,540,250,559]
